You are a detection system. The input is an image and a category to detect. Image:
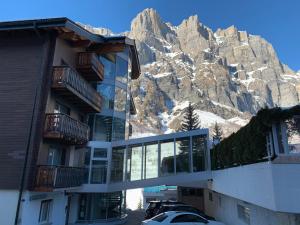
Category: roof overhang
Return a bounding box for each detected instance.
[0,17,141,78]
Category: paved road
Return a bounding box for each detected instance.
[124,210,145,225]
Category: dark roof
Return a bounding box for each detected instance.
[0,17,140,78]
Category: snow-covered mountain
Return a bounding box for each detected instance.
[83,8,300,137]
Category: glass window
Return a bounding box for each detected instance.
[100,54,116,80]
[39,200,52,223]
[152,213,168,222]
[130,145,143,181]
[112,117,126,141]
[114,86,127,113]
[111,147,126,183]
[192,135,207,172]
[47,146,65,166]
[93,115,113,142]
[94,148,107,158]
[286,116,300,154]
[96,83,115,110]
[144,142,158,179]
[83,147,91,183]
[175,137,190,173]
[160,140,175,176]
[91,160,107,184]
[54,102,70,115]
[78,192,125,221]
[116,52,128,83]
[275,122,285,154]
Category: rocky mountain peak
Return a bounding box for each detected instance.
[83,9,300,137]
[131,8,171,38]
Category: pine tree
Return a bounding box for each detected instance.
[213,122,223,145]
[179,102,201,131]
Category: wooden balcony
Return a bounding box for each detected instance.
[44,113,89,145]
[76,52,104,81]
[52,66,102,113]
[34,165,85,192]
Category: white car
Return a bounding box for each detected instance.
[141,211,225,225]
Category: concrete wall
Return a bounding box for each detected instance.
[210,162,300,213]
[0,190,19,225]
[204,189,299,225]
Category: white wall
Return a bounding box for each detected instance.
[204,190,299,225]
[20,191,67,225]
[210,162,300,213]
[0,190,19,225]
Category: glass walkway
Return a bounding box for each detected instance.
[78,129,212,192]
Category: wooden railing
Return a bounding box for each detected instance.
[35,165,86,191]
[52,66,102,112]
[77,52,104,81]
[44,113,89,145]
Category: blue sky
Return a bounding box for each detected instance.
[1,0,299,71]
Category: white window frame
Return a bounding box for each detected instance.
[38,199,52,224]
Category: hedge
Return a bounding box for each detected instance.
[211,105,300,170]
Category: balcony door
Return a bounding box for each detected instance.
[54,102,70,115]
[47,146,66,166]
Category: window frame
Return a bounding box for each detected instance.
[38,199,52,224]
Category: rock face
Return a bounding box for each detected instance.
[85,8,300,136]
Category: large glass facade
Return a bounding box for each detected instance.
[160,140,175,176]
[116,51,128,83]
[96,83,115,110]
[175,137,190,173]
[78,192,125,221]
[144,142,159,179]
[89,48,131,142]
[111,147,126,183]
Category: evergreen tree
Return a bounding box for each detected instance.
[213,122,223,145]
[179,102,201,131]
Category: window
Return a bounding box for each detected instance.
[93,148,107,158]
[160,140,175,176]
[54,102,70,115]
[209,192,213,201]
[91,160,107,184]
[237,204,250,225]
[175,137,190,173]
[171,214,208,223]
[39,200,52,224]
[152,213,168,222]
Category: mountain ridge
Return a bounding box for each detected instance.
[81,8,300,137]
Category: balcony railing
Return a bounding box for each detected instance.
[44,113,89,145]
[52,66,102,113]
[77,52,104,81]
[34,165,85,191]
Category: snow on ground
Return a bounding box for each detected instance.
[194,110,226,127]
[227,117,249,126]
[211,101,234,111]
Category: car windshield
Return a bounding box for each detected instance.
[152,213,168,222]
